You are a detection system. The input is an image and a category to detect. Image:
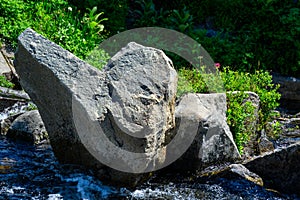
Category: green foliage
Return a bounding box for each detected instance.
[26,102,38,111]
[132,0,194,33]
[130,0,300,77]
[266,120,282,139]
[177,66,224,96]
[191,0,300,76]
[69,0,128,34]
[221,68,281,130]
[0,76,14,88]
[168,6,194,33]
[132,0,169,27]
[178,67,281,153]
[0,0,107,59]
[226,93,256,154]
[85,48,110,70]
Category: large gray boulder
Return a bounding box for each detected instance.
[168,93,240,170]
[14,28,177,187]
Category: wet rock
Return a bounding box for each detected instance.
[244,142,300,195]
[14,28,177,187]
[1,118,12,135]
[7,110,48,144]
[168,93,240,171]
[0,101,33,135]
[200,164,263,187]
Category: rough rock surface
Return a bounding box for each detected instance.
[244,142,300,195]
[258,130,274,154]
[168,93,240,171]
[7,110,48,144]
[14,28,177,187]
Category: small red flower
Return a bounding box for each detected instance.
[215,63,221,68]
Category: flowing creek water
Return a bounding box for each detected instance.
[0,103,299,199]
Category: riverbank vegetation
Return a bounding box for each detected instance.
[1,0,297,153]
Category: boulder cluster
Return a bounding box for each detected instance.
[0,28,296,196]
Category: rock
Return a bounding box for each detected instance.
[168,93,240,171]
[0,44,20,89]
[14,28,177,187]
[0,50,11,76]
[258,130,274,154]
[272,73,300,114]
[279,117,300,138]
[1,118,12,135]
[289,118,300,125]
[7,110,48,144]
[244,142,300,195]
[200,164,263,187]
[0,86,30,111]
[0,101,33,135]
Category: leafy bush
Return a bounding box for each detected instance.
[221,68,281,130]
[0,0,107,59]
[0,76,14,88]
[226,92,256,154]
[178,67,281,153]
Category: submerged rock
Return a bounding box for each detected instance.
[14,28,177,187]
[7,110,48,144]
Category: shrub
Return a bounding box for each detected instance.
[0,76,14,88]
[0,0,107,59]
[226,92,256,154]
[178,67,281,153]
[221,68,281,131]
